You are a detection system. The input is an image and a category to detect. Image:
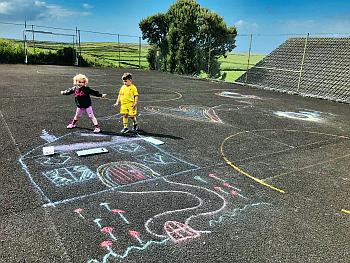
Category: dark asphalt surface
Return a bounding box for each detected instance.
[0,64,349,263]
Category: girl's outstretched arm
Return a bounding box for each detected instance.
[61,86,75,95]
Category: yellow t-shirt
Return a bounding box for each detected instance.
[118,84,139,104]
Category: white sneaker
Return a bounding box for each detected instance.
[67,123,76,129]
[121,127,129,134]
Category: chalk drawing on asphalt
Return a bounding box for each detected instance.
[215,91,261,100]
[110,143,146,154]
[64,169,265,262]
[97,161,159,187]
[35,154,72,166]
[40,129,58,143]
[273,110,324,122]
[164,221,201,243]
[19,132,199,206]
[43,165,96,187]
[144,105,223,123]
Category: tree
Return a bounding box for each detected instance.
[139,0,237,76]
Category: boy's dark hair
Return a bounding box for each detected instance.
[122,72,132,80]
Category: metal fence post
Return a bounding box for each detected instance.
[139,36,141,69]
[244,33,253,85]
[24,21,28,64]
[297,33,309,92]
[118,34,120,68]
[74,27,78,66]
[78,29,81,66]
[31,24,35,55]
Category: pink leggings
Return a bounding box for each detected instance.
[74,106,95,119]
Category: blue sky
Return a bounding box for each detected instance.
[1,0,350,53]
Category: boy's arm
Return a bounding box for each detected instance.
[114,94,121,106]
[61,86,75,95]
[133,95,139,108]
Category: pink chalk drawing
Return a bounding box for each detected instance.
[101,227,114,234]
[97,161,158,187]
[73,208,85,219]
[101,227,117,241]
[230,190,238,197]
[112,209,130,224]
[129,230,140,238]
[208,173,225,182]
[129,230,144,245]
[164,221,200,243]
[100,240,113,248]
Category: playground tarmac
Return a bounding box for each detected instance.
[0,64,349,263]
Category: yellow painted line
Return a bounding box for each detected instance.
[221,133,285,194]
[341,209,350,214]
[220,129,350,194]
[223,157,285,193]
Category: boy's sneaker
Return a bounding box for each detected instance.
[67,123,76,129]
[93,125,101,133]
[132,124,138,132]
[121,127,129,134]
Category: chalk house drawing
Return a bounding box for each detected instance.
[19,132,198,206]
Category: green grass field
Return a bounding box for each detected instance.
[218,52,265,81]
[1,38,265,81]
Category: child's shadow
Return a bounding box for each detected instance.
[101,129,184,140]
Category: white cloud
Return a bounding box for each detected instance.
[0,0,89,21]
[279,17,350,34]
[234,19,258,29]
[82,3,93,9]
[0,2,13,14]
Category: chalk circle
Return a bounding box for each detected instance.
[36,70,108,77]
[97,161,159,188]
[137,85,183,102]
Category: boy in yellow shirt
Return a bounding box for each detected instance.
[114,73,139,133]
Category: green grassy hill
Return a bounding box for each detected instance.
[0,38,265,81]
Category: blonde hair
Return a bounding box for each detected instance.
[73,74,89,85]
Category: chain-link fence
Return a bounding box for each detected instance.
[0,21,148,68]
[233,33,350,102]
[1,21,349,102]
